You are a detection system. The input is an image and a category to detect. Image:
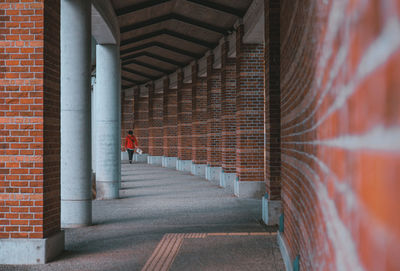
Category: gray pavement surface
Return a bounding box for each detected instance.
[0,162,283,271]
[171,235,284,271]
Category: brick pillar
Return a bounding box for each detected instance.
[220,40,237,191]
[162,78,178,168]
[191,63,208,176]
[133,87,140,134]
[148,83,163,165]
[263,0,282,225]
[148,83,154,154]
[121,89,134,155]
[205,54,222,184]
[235,24,265,198]
[136,88,149,157]
[0,0,64,264]
[176,71,192,171]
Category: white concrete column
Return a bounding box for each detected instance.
[91,38,97,185]
[61,0,92,228]
[91,76,96,175]
[95,44,121,199]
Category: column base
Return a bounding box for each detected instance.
[134,153,148,163]
[278,232,292,271]
[262,194,282,226]
[61,199,92,228]
[162,156,177,168]
[96,181,119,200]
[220,171,236,193]
[147,155,163,165]
[176,159,192,172]
[121,151,128,161]
[234,179,265,198]
[205,166,222,185]
[191,163,206,177]
[0,231,64,264]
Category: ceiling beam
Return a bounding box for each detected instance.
[116,0,172,16]
[120,13,226,34]
[122,52,186,67]
[120,42,202,58]
[121,76,142,85]
[122,84,136,90]
[123,59,172,74]
[185,0,245,17]
[121,29,217,48]
[122,67,158,80]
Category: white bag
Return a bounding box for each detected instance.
[136,148,143,155]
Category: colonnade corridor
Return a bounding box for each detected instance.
[1,162,284,271]
[1,0,400,270]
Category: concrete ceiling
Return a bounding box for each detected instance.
[111,0,253,89]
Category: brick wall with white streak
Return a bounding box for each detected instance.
[280,0,400,270]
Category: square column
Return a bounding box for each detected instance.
[220,40,237,191]
[235,24,266,198]
[136,87,149,155]
[0,0,64,264]
[176,71,193,172]
[148,83,164,165]
[190,63,208,176]
[263,0,282,225]
[206,54,222,184]
[121,89,134,161]
[162,78,178,168]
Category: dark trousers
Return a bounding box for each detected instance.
[127,149,134,162]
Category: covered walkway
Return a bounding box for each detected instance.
[1,162,284,271]
[1,0,400,270]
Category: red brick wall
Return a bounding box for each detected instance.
[135,91,149,154]
[191,64,207,164]
[148,84,163,156]
[280,0,400,270]
[0,0,60,239]
[221,41,237,174]
[264,0,281,200]
[236,25,265,182]
[121,90,134,148]
[162,78,178,157]
[133,86,139,139]
[177,72,192,161]
[206,55,221,167]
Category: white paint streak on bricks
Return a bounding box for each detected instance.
[283,17,400,139]
[283,153,365,271]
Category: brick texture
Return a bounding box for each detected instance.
[177,71,192,161]
[236,25,265,182]
[121,89,134,148]
[162,78,178,157]
[148,84,163,156]
[191,64,207,165]
[221,41,237,174]
[135,89,149,154]
[264,0,281,200]
[0,0,61,239]
[133,86,139,140]
[206,55,221,167]
[280,0,400,270]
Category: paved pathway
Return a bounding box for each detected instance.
[1,162,284,271]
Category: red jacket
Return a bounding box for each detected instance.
[125,135,138,150]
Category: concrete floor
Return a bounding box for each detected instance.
[1,162,284,271]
